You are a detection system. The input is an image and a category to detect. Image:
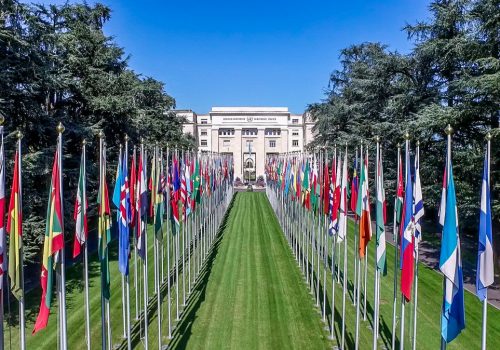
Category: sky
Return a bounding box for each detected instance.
[30,0,430,114]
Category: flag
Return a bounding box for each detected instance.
[0,131,5,293]
[322,161,330,215]
[192,158,201,204]
[72,150,88,258]
[376,146,387,275]
[33,147,64,333]
[7,149,22,299]
[129,151,136,227]
[328,156,335,236]
[98,145,111,300]
[119,151,131,275]
[137,151,147,259]
[414,146,424,244]
[476,146,493,301]
[438,167,447,227]
[154,153,164,240]
[332,154,342,233]
[395,151,404,226]
[350,154,358,215]
[337,152,348,242]
[439,159,465,343]
[400,143,414,301]
[311,158,319,212]
[302,160,311,210]
[356,149,371,258]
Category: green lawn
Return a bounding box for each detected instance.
[166,192,331,349]
[4,191,499,349]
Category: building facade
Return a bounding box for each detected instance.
[176,107,315,181]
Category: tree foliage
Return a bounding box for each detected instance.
[309,0,499,242]
[0,1,194,263]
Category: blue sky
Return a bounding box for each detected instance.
[32,0,429,114]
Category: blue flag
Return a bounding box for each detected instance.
[439,161,465,343]
[476,147,493,301]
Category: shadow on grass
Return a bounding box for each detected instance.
[165,193,236,350]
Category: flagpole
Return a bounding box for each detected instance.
[392,143,401,350]
[341,145,348,350]
[81,139,91,350]
[142,142,149,349]
[125,135,132,350]
[363,146,369,322]
[354,141,363,350]
[411,141,420,350]
[353,147,359,307]
[57,122,67,350]
[373,136,380,350]
[480,132,491,350]
[0,120,4,350]
[133,145,139,321]
[166,146,172,339]
[98,132,107,350]
[400,131,411,350]
[119,145,127,341]
[105,140,112,350]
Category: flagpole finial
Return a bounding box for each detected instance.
[486,132,492,141]
[416,140,420,146]
[16,130,23,139]
[404,131,410,140]
[375,135,380,143]
[0,115,5,125]
[124,134,129,142]
[56,122,65,134]
[445,124,453,135]
[82,139,86,146]
[397,143,401,148]
[98,130,105,139]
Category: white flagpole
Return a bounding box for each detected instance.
[411,141,420,350]
[392,144,401,350]
[354,141,363,350]
[119,145,127,341]
[341,146,348,350]
[481,132,491,350]
[125,135,132,350]
[373,137,380,350]
[133,146,139,321]
[400,132,411,350]
[142,144,149,349]
[81,139,91,350]
[56,123,68,350]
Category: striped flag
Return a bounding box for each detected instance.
[476,146,493,301]
[154,153,164,240]
[119,151,131,275]
[376,145,387,275]
[400,142,414,301]
[0,130,5,294]
[356,149,371,258]
[332,154,342,234]
[33,147,64,333]
[337,151,348,242]
[7,148,23,299]
[413,145,424,244]
[438,167,447,227]
[72,150,88,258]
[395,151,404,226]
[350,153,358,216]
[136,151,147,259]
[322,161,329,215]
[98,145,111,300]
[328,155,336,236]
[129,150,136,227]
[439,157,465,343]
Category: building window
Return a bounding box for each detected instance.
[200,130,207,136]
[218,128,235,136]
[242,128,257,136]
[223,140,230,146]
[265,128,281,136]
[292,130,299,136]
[292,140,299,147]
[292,119,299,124]
[200,140,207,146]
[201,119,208,124]
[269,140,276,148]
